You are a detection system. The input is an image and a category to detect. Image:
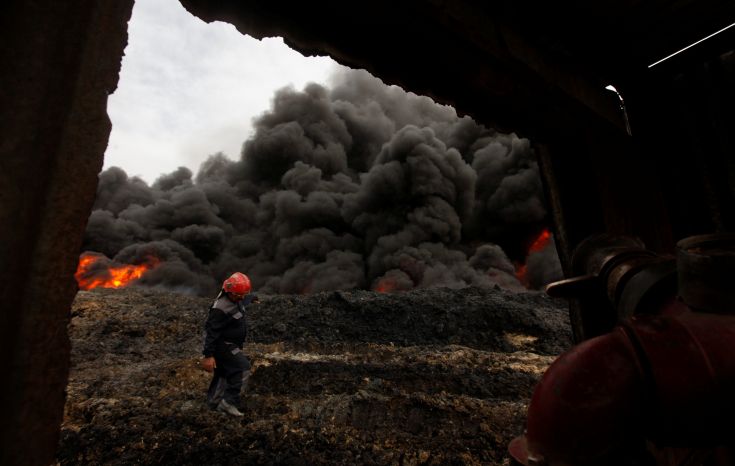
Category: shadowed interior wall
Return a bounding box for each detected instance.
[0,1,133,464]
[624,50,735,240]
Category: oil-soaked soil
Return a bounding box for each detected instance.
[57,286,571,465]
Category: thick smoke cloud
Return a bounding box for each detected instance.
[83,69,561,295]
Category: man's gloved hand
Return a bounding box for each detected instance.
[201,356,216,372]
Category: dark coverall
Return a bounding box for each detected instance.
[202,292,256,408]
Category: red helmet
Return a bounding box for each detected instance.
[222,272,251,296]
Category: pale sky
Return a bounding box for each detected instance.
[104,0,340,184]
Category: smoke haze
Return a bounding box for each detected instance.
[84,69,562,295]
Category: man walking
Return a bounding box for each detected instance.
[201,272,257,417]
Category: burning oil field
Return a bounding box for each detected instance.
[57,286,570,465]
[61,68,572,464]
[76,68,562,298]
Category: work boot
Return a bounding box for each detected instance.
[217,399,244,417]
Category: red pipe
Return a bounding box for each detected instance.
[510,301,735,465]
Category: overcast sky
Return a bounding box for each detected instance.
[104,0,340,184]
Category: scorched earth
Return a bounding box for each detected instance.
[57,286,570,465]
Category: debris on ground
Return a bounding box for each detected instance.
[57,286,571,465]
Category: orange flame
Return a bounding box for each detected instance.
[374,278,397,293]
[528,229,552,254]
[75,252,159,290]
[515,229,552,285]
[515,263,528,284]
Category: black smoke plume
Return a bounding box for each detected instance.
[84,69,561,295]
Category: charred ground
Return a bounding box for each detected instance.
[57,286,570,465]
